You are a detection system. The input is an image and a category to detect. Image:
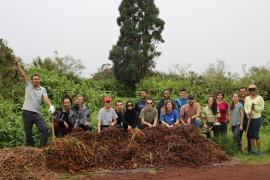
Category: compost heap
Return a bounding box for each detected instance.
[0,125,230,178]
[0,147,57,179]
[45,125,230,172]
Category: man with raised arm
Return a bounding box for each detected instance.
[15,58,55,147]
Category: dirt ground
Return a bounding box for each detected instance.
[81,163,270,180]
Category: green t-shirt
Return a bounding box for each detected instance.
[139,107,158,124]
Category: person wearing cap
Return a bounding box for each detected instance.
[15,58,55,147]
[180,95,201,128]
[244,85,265,155]
[174,88,188,111]
[97,96,118,133]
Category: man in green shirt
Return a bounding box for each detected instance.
[139,99,158,128]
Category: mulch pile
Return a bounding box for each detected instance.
[0,147,57,179]
[45,125,230,172]
[0,125,230,178]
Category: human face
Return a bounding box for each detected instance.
[116,102,123,111]
[232,94,239,103]
[163,90,170,99]
[140,91,147,99]
[239,88,247,98]
[249,88,256,96]
[166,102,173,111]
[208,97,214,107]
[62,99,71,111]
[146,100,153,109]
[179,91,187,99]
[127,103,134,110]
[216,93,224,101]
[32,76,41,87]
[76,96,84,106]
[188,98,194,105]
[105,101,111,109]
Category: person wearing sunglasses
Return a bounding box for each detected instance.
[97,96,118,133]
[244,85,265,155]
[160,100,180,128]
[139,99,158,129]
[122,101,138,131]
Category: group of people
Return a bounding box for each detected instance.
[15,59,265,156]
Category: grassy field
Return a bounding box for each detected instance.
[235,127,270,164]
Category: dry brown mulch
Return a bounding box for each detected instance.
[0,125,230,179]
[0,147,57,179]
[45,125,230,172]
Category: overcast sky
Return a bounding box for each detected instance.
[1,0,270,77]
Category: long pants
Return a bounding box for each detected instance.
[206,122,219,139]
[231,125,241,149]
[218,122,227,136]
[22,110,48,147]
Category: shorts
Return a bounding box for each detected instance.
[249,118,262,140]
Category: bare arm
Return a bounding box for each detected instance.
[43,95,53,107]
[153,118,158,126]
[141,118,151,126]
[240,109,244,129]
[161,120,171,128]
[14,58,27,82]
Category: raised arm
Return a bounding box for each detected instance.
[14,58,27,83]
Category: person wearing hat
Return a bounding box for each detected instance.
[97,96,118,133]
[244,85,265,155]
[180,95,201,128]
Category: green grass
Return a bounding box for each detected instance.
[235,127,270,164]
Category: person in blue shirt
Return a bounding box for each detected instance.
[157,88,177,118]
[160,100,180,128]
[135,89,148,116]
[174,88,188,111]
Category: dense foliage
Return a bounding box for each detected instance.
[109,0,165,92]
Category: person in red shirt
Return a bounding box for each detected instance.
[216,92,229,136]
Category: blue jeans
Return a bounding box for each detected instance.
[22,110,48,147]
[231,125,241,149]
[191,118,201,128]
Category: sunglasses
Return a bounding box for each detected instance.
[116,104,123,106]
[146,102,153,105]
[127,104,133,107]
[249,88,256,92]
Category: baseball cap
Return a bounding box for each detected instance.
[103,96,112,103]
[248,84,257,90]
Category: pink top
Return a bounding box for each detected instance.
[217,102,229,123]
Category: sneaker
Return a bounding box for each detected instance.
[248,149,256,155]
[256,151,263,157]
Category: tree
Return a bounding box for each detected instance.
[32,52,85,82]
[109,0,165,91]
[0,39,21,98]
